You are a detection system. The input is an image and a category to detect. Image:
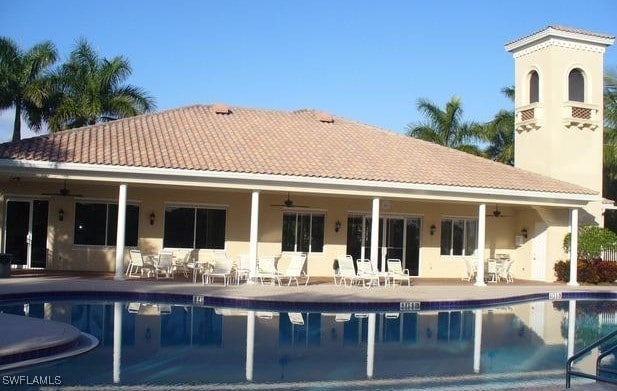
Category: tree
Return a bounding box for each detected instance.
[602,68,617,231]
[0,37,58,142]
[45,39,155,131]
[481,86,515,165]
[406,96,483,155]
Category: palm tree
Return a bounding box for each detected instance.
[406,96,483,155]
[46,39,155,131]
[0,37,58,142]
[482,86,515,165]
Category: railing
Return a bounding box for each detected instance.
[566,328,617,388]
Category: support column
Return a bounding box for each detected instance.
[246,310,255,381]
[366,313,376,379]
[475,203,487,287]
[249,191,260,281]
[114,183,127,281]
[473,309,483,373]
[567,300,576,358]
[370,198,380,272]
[113,302,123,384]
[568,208,579,286]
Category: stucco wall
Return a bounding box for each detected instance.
[0,180,573,281]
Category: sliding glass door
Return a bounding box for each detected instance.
[346,215,420,276]
[4,200,49,268]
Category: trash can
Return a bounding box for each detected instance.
[0,254,12,278]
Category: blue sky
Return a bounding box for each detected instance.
[1,0,616,142]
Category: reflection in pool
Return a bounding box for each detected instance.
[2,299,616,389]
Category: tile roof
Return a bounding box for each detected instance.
[506,25,615,46]
[0,104,596,195]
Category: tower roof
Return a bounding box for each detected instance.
[505,25,614,53]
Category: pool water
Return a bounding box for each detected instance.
[1,299,616,389]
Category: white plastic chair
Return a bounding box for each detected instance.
[202,253,234,285]
[499,260,514,283]
[154,250,174,279]
[462,259,476,281]
[234,254,251,285]
[280,253,307,286]
[337,256,360,287]
[356,259,379,287]
[126,249,155,278]
[387,259,412,286]
[256,256,281,285]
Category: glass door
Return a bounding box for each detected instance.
[346,215,421,276]
[4,200,49,268]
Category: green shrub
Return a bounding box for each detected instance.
[563,226,617,260]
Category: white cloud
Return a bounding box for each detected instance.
[0,108,48,142]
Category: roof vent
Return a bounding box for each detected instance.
[316,111,334,123]
[212,103,231,114]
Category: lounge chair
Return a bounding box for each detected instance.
[387,259,412,286]
[202,253,234,285]
[233,254,251,285]
[154,250,174,279]
[126,249,155,278]
[256,256,281,285]
[279,253,308,286]
[356,259,379,287]
[337,255,360,287]
[499,259,514,283]
[462,258,476,281]
[288,312,305,325]
[172,251,191,278]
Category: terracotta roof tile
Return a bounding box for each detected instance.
[0,104,595,195]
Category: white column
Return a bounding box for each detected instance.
[568,208,579,286]
[473,309,483,373]
[366,313,376,379]
[567,300,576,358]
[475,203,487,287]
[114,183,127,281]
[370,198,380,272]
[246,310,255,381]
[249,191,260,281]
[113,302,123,384]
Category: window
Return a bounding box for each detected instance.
[529,71,539,103]
[163,206,226,249]
[440,218,477,256]
[569,69,585,102]
[74,202,139,246]
[282,212,325,253]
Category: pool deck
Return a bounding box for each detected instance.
[1,272,617,389]
[1,270,617,305]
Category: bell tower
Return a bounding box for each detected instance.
[506,26,614,222]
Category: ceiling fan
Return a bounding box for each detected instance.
[42,180,84,197]
[271,193,310,208]
[486,205,510,218]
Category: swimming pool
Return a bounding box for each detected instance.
[1,298,616,389]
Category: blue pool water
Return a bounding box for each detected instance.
[1,299,616,389]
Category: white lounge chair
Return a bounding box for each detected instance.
[356,259,379,287]
[172,251,191,278]
[234,254,251,285]
[499,259,514,283]
[337,255,360,287]
[126,249,155,278]
[203,253,234,285]
[462,258,476,282]
[387,259,412,286]
[288,312,305,325]
[280,253,308,286]
[256,256,281,285]
[154,250,174,279]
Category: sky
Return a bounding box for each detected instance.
[1,0,616,142]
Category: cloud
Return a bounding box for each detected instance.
[0,108,48,142]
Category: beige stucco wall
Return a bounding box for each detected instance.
[512,39,606,224]
[0,179,575,281]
